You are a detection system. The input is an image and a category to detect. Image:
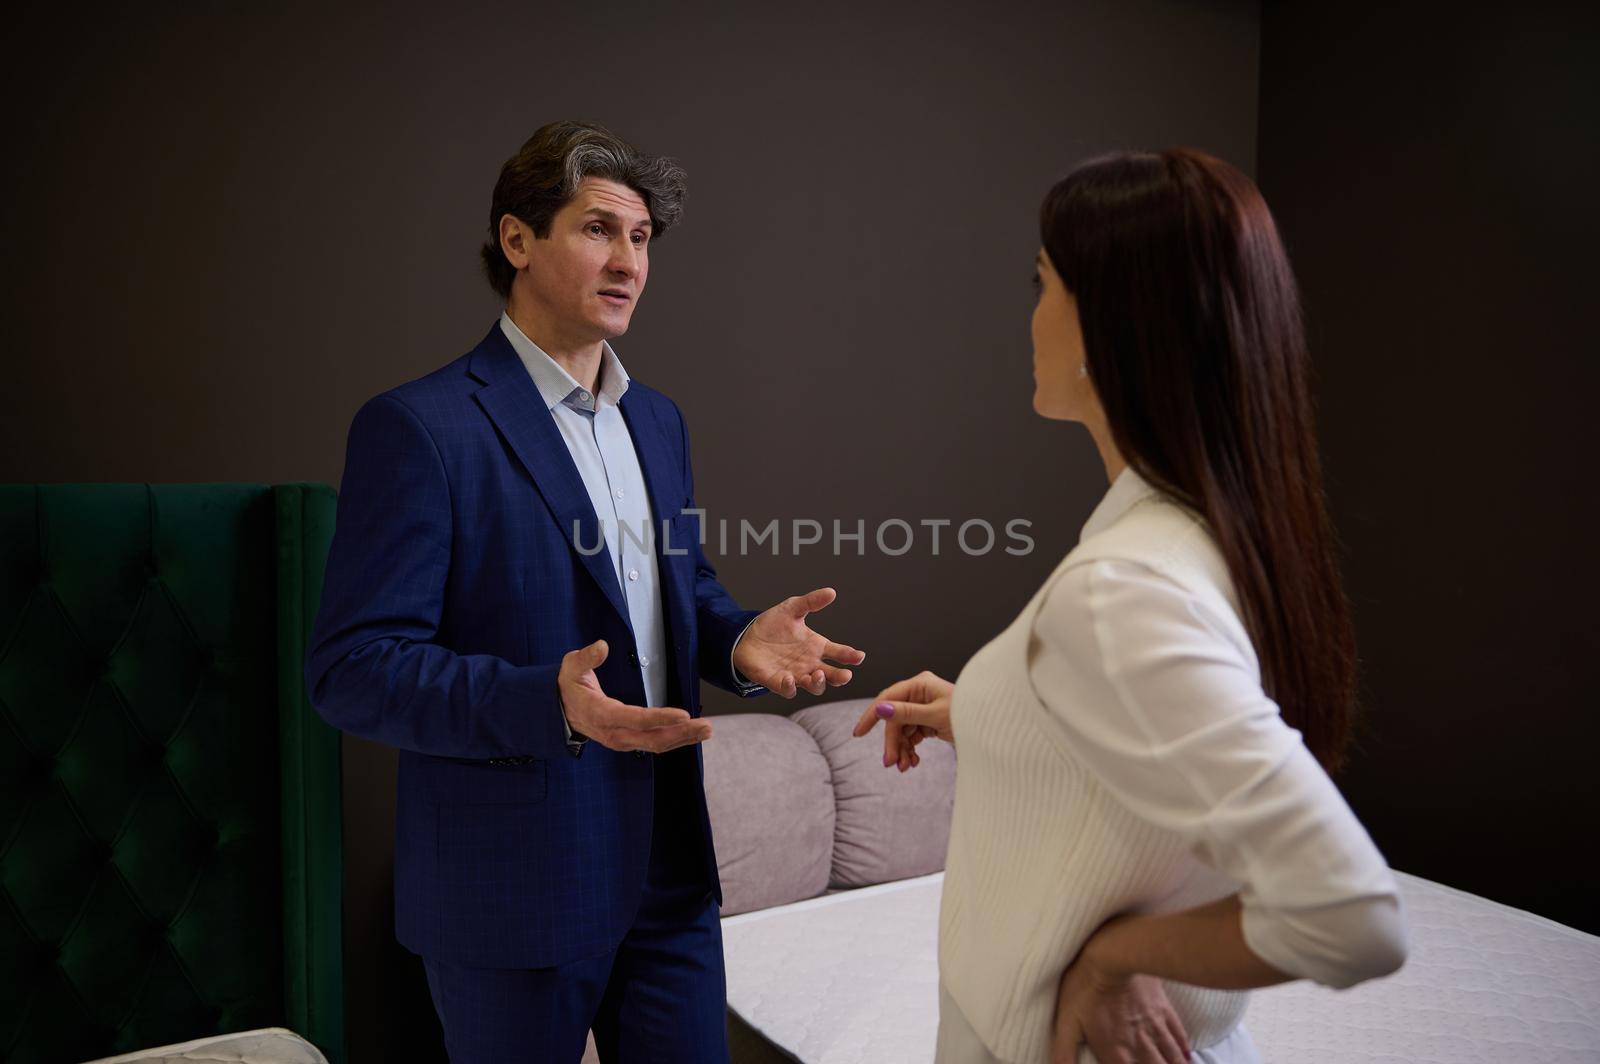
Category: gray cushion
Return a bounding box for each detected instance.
[702,712,835,916]
[790,699,957,888]
[84,1027,327,1063]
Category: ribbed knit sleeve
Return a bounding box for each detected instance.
[1026,557,1408,989]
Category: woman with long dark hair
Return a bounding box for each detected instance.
[855,150,1407,1063]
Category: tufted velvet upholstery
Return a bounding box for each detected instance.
[0,484,344,1064]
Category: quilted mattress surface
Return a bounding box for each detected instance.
[81,1027,328,1064]
[721,871,1600,1063]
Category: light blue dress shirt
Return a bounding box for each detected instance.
[499,313,758,752]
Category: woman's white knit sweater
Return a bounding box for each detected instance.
[936,466,1406,1063]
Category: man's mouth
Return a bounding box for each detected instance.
[598,289,631,305]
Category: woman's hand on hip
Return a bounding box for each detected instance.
[1052,930,1192,1064]
[851,670,955,772]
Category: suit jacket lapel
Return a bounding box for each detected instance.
[466,324,632,630]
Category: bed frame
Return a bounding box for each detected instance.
[0,484,345,1064]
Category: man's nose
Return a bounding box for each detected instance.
[607,243,639,278]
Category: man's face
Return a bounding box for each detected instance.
[510,176,652,342]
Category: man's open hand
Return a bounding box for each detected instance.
[732,587,866,698]
[558,640,712,753]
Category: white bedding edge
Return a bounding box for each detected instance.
[722,872,946,929]
[722,868,1600,1064]
[1390,869,1600,945]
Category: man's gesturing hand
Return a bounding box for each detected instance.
[558,640,712,753]
[732,587,866,698]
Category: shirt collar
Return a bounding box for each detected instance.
[498,311,630,413]
[1080,463,1163,541]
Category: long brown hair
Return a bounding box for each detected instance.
[1041,148,1359,774]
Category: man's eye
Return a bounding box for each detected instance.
[588,223,605,235]
[632,233,646,245]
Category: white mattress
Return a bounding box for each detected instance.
[722,871,1600,1063]
[81,1027,328,1064]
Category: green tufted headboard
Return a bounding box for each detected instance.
[0,484,345,1064]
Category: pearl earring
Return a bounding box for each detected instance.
[1077,363,1088,378]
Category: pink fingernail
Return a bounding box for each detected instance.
[875,702,894,719]
[883,752,893,767]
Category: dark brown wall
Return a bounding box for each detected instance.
[2,2,1261,1058]
[1257,4,1599,935]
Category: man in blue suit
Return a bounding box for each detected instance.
[304,120,865,1063]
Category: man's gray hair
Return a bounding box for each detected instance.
[479,120,687,299]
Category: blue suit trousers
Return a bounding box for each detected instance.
[421,758,729,1063]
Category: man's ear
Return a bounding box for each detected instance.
[499,214,533,270]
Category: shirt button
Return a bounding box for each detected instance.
[615,488,625,499]
[640,655,650,667]
[577,390,590,403]
[628,568,639,581]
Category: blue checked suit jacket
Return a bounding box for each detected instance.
[304,321,761,968]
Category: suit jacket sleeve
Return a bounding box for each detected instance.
[672,399,763,696]
[303,393,568,760]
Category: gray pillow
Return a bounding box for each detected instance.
[790,699,956,889]
[701,712,835,916]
